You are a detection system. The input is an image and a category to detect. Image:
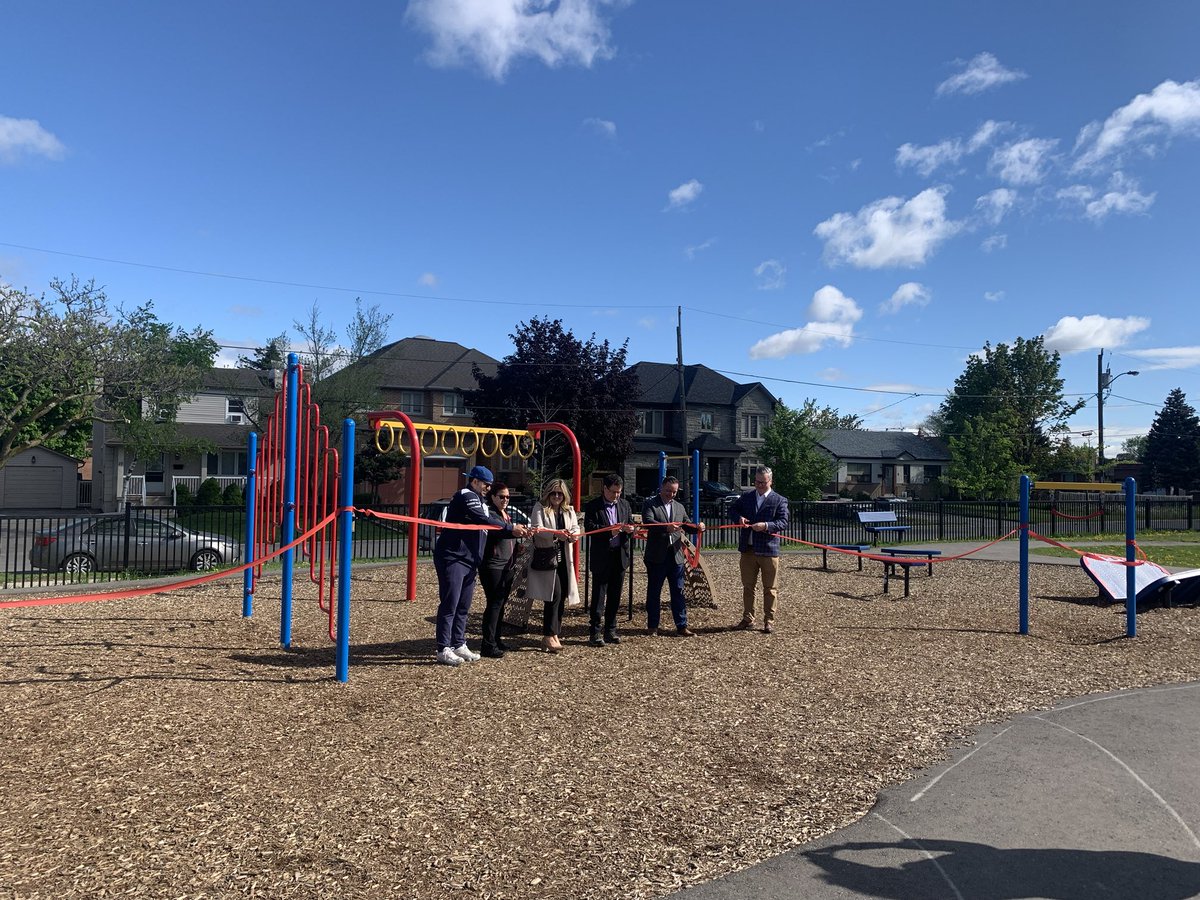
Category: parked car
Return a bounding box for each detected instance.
[699,480,740,513]
[29,515,241,575]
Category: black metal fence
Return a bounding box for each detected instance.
[5,497,1195,591]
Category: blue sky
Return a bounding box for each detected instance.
[3,2,1199,458]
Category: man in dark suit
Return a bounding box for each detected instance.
[642,475,706,637]
[582,473,636,647]
[728,466,789,633]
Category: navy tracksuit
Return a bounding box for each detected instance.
[433,487,513,651]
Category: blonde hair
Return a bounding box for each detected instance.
[541,478,574,512]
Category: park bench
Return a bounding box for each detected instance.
[856,510,911,545]
[822,543,869,571]
[878,547,941,577]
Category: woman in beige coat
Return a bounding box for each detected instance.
[527,478,580,652]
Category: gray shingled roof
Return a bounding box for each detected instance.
[200,368,276,393]
[344,337,499,392]
[628,362,776,407]
[818,429,951,461]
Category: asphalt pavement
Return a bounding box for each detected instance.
[678,682,1200,899]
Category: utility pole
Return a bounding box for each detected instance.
[1096,348,1139,473]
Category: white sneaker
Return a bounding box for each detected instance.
[452,643,481,663]
[436,647,463,666]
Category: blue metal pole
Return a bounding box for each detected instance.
[1125,476,1137,638]
[691,448,700,525]
[243,431,258,618]
[658,451,667,488]
[1019,474,1029,635]
[280,352,299,648]
[336,418,355,682]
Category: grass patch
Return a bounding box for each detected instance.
[1032,543,1200,568]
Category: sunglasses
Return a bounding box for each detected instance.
[549,491,564,497]
[495,495,510,501]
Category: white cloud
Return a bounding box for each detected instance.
[974,188,1017,226]
[984,290,1005,302]
[229,304,263,317]
[936,52,1027,96]
[748,285,862,359]
[405,0,621,81]
[1042,314,1150,353]
[896,120,1009,177]
[1073,78,1200,170]
[753,259,786,290]
[583,116,616,138]
[880,281,931,315]
[418,272,439,287]
[989,138,1058,185]
[818,367,843,381]
[980,234,1007,253]
[1126,346,1200,371]
[637,316,656,329]
[814,187,963,269]
[0,115,66,164]
[683,238,714,259]
[1057,172,1156,222]
[896,139,963,177]
[665,179,703,210]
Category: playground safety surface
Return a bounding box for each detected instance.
[3,553,1200,898]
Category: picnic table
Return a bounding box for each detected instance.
[822,543,869,571]
[878,547,941,576]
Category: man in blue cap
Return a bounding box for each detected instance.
[433,464,531,666]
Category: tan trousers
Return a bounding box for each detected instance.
[739,552,780,623]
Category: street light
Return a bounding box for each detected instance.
[1097,349,1139,470]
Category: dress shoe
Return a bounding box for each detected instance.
[763,622,774,634]
[646,627,659,637]
[676,626,697,638]
[734,618,754,631]
[496,639,510,652]
[541,636,560,653]
[550,635,564,651]
[481,645,505,659]
[603,630,621,645]
[588,631,605,647]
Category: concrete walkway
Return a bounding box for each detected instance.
[678,682,1200,899]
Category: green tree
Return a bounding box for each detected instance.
[1119,434,1148,460]
[1143,389,1200,492]
[947,415,1021,498]
[760,401,836,501]
[932,336,1083,477]
[1,277,217,468]
[1046,436,1095,480]
[465,317,638,476]
[355,442,407,504]
[298,298,394,422]
[801,400,863,430]
[238,331,289,371]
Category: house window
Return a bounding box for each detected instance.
[227,397,245,415]
[443,392,468,416]
[846,462,872,484]
[740,465,755,487]
[741,414,763,439]
[699,412,714,432]
[206,451,248,476]
[637,410,665,436]
[398,391,424,415]
[925,465,942,481]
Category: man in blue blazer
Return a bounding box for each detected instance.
[728,466,789,633]
[641,476,706,636]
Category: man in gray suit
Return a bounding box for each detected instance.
[582,473,636,647]
[641,476,706,637]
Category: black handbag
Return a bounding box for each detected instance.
[530,545,558,571]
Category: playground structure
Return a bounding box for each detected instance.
[5,354,1200,686]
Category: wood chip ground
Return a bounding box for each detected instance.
[3,554,1199,899]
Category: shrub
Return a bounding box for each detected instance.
[196,478,224,506]
[174,482,194,507]
[854,491,872,501]
[221,482,245,506]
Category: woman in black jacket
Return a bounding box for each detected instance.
[479,482,520,658]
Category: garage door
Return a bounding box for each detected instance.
[2,466,63,508]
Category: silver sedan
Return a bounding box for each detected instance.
[29,515,241,576]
